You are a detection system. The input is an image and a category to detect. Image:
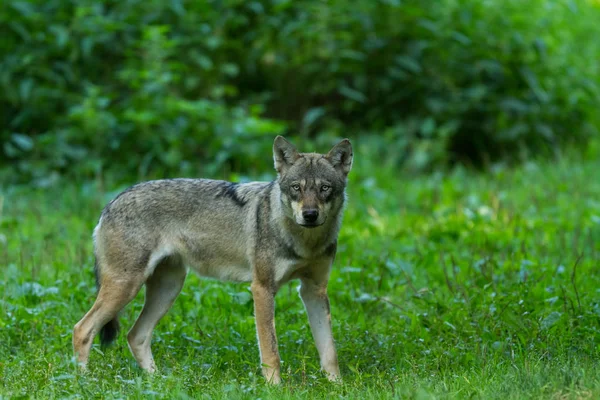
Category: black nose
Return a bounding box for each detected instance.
[302,209,319,223]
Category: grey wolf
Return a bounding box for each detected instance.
[72,136,353,384]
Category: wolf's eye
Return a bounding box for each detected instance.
[321,185,330,192]
[291,184,301,191]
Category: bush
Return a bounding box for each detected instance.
[0,0,287,183]
[238,0,600,168]
[1,0,599,183]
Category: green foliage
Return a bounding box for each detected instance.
[1,0,600,181]
[247,0,600,167]
[1,150,600,397]
[0,0,287,182]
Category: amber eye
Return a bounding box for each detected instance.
[321,185,330,192]
[292,184,301,191]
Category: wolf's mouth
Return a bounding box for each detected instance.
[299,223,322,229]
[298,216,327,228]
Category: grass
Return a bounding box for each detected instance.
[1,147,600,399]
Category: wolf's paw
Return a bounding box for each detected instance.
[262,367,282,385]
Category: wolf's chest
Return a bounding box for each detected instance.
[272,250,333,287]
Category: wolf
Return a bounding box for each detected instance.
[72,136,353,384]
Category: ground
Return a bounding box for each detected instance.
[1,150,599,399]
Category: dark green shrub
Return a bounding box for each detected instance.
[0,0,286,183]
[238,0,600,168]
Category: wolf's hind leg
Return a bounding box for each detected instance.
[127,256,187,373]
[73,274,143,369]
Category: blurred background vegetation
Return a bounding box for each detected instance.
[1,0,599,185]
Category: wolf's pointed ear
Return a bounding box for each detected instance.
[273,136,300,174]
[326,139,353,176]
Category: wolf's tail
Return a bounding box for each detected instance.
[94,258,120,348]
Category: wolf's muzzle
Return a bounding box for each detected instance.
[302,209,319,223]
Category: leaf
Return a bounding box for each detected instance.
[11,133,34,151]
[499,98,529,113]
[339,49,366,61]
[541,311,562,330]
[520,67,549,103]
[339,85,367,103]
[420,117,436,137]
[51,374,75,382]
[451,31,471,45]
[81,37,94,58]
[222,63,239,77]
[535,123,554,140]
[248,1,264,14]
[533,37,547,59]
[17,282,59,298]
[417,19,440,34]
[49,25,69,48]
[395,55,422,74]
[10,1,35,17]
[19,79,33,102]
[8,22,31,41]
[231,291,252,305]
[3,142,19,157]
[302,107,325,130]
[355,293,375,303]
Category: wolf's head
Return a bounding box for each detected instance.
[273,136,353,228]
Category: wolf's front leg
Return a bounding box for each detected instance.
[299,278,341,381]
[251,281,281,384]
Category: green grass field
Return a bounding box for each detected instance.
[1,149,599,399]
